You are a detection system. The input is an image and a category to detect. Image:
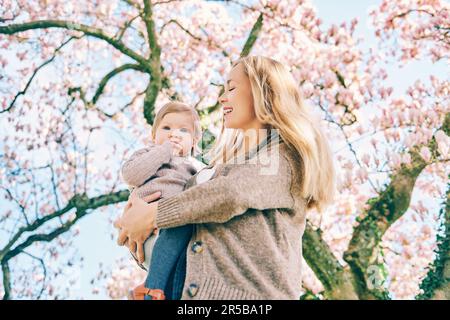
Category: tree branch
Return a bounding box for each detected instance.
[121,0,142,11]
[91,63,146,105]
[0,20,152,72]
[0,189,129,299]
[417,178,450,300]
[0,190,129,263]
[160,19,229,57]
[115,14,141,42]
[343,112,450,299]
[303,223,359,299]
[142,0,162,125]
[203,12,264,116]
[240,13,263,57]
[0,18,185,122]
[1,36,81,113]
[429,180,450,299]
[301,113,449,300]
[21,251,47,299]
[1,262,11,300]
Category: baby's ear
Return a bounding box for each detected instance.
[191,138,199,156]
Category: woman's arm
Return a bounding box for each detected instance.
[114,191,161,263]
[121,141,173,187]
[155,152,295,228]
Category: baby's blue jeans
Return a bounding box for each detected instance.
[144,224,192,300]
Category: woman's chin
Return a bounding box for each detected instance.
[224,118,239,129]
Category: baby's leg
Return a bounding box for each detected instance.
[144,225,193,300]
[142,229,159,271]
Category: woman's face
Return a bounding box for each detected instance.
[219,63,264,130]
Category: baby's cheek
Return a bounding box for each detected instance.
[184,135,193,148]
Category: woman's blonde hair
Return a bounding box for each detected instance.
[152,101,202,156]
[206,56,336,212]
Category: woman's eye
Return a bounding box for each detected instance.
[180,128,189,133]
[228,87,236,92]
[162,126,170,130]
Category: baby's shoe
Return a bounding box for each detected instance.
[127,283,165,300]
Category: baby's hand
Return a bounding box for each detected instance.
[170,141,183,156]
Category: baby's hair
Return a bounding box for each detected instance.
[152,101,202,156]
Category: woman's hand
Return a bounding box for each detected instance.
[113,191,161,263]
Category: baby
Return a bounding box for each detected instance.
[121,101,204,299]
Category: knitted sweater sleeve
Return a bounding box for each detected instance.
[155,152,295,228]
[121,141,173,187]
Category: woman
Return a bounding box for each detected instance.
[114,56,336,299]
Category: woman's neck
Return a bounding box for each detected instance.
[242,128,268,155]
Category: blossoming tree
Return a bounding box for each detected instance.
[0,0,448,299]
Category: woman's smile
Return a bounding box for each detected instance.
[223,106,233,117]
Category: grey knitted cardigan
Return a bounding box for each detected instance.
[155,139,307,300]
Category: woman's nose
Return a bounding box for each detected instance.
[218,92,227,104]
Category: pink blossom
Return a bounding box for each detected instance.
[419,146,432,162]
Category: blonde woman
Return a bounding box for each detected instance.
[114,56,336,300]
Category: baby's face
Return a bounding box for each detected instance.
[154,112,195,156]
